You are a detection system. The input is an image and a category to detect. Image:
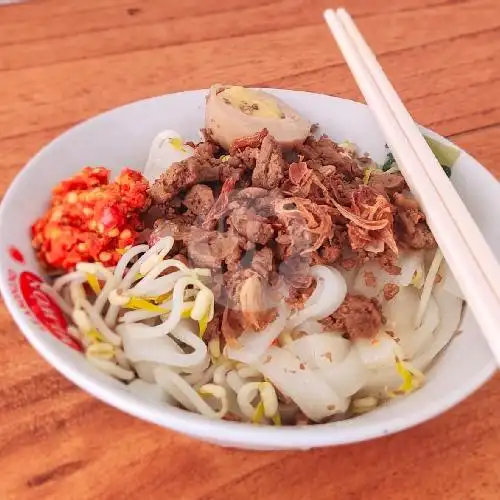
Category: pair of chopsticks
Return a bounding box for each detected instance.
[324,8,500,364]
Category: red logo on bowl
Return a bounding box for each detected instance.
[8,246,25,265]
[19,271,82,352]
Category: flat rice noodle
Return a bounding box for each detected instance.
[393,251,425,286]
[286,265,347,329]
[354,331,404,369]
[226,304,288,364]
[255,346,349,421]
[293,320,326,336]
[352,261,384,298]
[352,251,424,298]
[285,333,350,369]
[184,365,216,389]
[319,348,369,398]
[154,366,219,417]
[383,286,439,359]
[408,296,439,358]
[122,323,208,368]
[180,346,211,374]
[413,287,463,372]
[362,288,463,395]
[359,364,403,396]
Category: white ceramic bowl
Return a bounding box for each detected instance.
[0,89,497,450]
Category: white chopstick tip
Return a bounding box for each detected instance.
[323,8,336,23]
[324,8,355,31]
[323,9,343,34]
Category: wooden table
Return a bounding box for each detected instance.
[1,0,500,498]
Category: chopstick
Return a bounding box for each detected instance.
[323,8,500,364]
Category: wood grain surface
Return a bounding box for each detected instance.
[1,0,499,498]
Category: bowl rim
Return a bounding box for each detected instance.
[0,88,496,449]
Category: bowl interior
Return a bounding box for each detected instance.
[0,89,497,449]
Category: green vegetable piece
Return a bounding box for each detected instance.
[382,152,395,171]
[424,135,460,168]
[442,166,452,177]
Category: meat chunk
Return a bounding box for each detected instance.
[187,230,240,269]
[400,223,436,249]
[319,243,342,264]
[202,177,237,230]
[320,294,382,340]
[149,156,220,203]
[218,149,258,185]
[252,135,285,190]
[251,247,274,279]
[172,253,188,266]
[323,174,359,205]
[183,184,214,216]
[230,129,269,154]
[204,309,223,341]
[281,161,314,197]
[278,256,313,289]
[383,283,400,301]
[228,207,274,245]
[227,148,259,170]
[335,185,398,255]
[369,172,406,196]
[286,279,316,309]
[194,141,219,157]
[275,219,313,260]
[393,192,419,210]
[364,271,377,288]
[296,135,362,179]
[395,203,437,250]
[254,189,284,217]
[233,187,269,200]
[148,216,192,245]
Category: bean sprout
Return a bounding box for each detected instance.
[208,338,221,360]
[213,360,234,385]
[87,356,135,381]
[154,366,223,418]
[53,271,85,292]
[237,381,279,422]
[415,249,443,328]
[47,238,214,386]
[198,384,229,417]
[226,370,246,392]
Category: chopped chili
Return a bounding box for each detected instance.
[32,167,149,271]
